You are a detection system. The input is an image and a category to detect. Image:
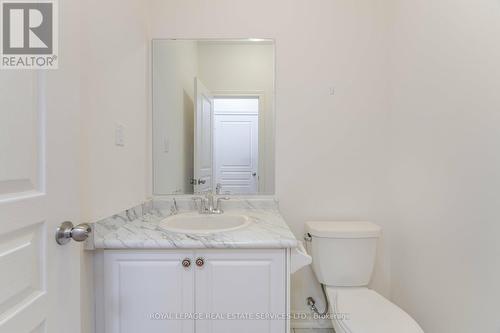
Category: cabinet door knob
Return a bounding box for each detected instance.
[182,258,191,268]
[195,257,205,267]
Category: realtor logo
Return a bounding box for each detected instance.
[1,0,58,69]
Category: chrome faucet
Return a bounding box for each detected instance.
[193,189,229,214]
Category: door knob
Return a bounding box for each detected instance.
[55,221,92,245]
[191,178,206,185]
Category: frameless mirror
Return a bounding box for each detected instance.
[152,39,275,195]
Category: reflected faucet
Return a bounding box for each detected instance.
[193,190,229,214]
[170,198,178,215]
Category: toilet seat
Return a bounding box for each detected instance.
[326,287,424,333]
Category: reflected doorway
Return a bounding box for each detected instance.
[213,97,259,195]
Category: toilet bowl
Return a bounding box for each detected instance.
[328,287,423,333]
[305,221,424,333]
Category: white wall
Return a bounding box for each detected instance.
[80,0,149,222]
[153,41,197,194]
[80,1,149,332]
[78,1,500,332]
[388,0,500,332]
[197,42,275,193]
[148,0,393,324]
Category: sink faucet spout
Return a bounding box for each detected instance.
[196,191,229,214]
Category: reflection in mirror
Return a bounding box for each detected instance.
[152,39,275,195]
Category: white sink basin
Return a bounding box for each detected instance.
[159,213,251,234]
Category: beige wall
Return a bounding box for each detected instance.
[80,1,149,332]
[388,0,500,332]
[78,1,500,332]
[148,0,393,323]
[197,42,275,194]
[153,41,197,194]
[80,0,149,222]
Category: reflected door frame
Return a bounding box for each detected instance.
[194,78,214,193]
[212,91,265,194]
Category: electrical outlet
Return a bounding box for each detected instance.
[115,123,125,147]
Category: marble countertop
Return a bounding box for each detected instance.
[89,198,299,249]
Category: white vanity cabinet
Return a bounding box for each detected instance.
[194,250,286,333]
[102,251,195,333]
[98,249,287,333]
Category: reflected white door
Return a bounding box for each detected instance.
[194,78,213,193]
[214,98,259,194]
[0,72,80,332]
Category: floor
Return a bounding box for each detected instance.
[293,329,334,333]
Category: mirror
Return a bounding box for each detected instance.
[152,39,275,195]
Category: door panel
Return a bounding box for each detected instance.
[0,57,80,333]
[104,251,195,333]
[0,222,46,333]
[195,249,286,333]
[0,223,44,309]
[0,72,40,197]
[194,78,213,193]
[0,0,81,329]
[214,114,258,194]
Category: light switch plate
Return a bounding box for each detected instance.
[115,123,125,147]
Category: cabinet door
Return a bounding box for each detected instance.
[104,251,194,333]
[194,249,286,333]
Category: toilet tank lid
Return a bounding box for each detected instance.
[306,221,381,238]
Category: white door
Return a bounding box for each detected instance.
[214,98,259,194]
[194,249,286,333]
[194,78,213,193]
[0,74,80,330]
[104,251,195,333]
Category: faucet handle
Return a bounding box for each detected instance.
[215,196,230,213]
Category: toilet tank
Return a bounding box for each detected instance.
[305,221,381,287]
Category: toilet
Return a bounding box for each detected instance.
[305,221,424,333]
